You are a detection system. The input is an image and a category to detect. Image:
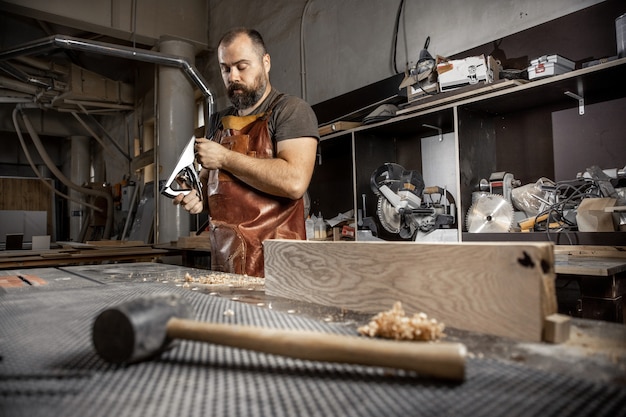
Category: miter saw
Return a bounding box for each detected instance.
[370,163,455,240]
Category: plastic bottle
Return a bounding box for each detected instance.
[314,212,327,240]
[305,215,315,240]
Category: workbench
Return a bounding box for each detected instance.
[1,262,625,417]
[554,246,626,323]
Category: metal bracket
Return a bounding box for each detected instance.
[422,124,443,141]
[564,91,585,115]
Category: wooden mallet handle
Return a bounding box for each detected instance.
[168,318,467,381]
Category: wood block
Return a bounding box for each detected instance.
[177,233,211,249]
[543,314,571,344]
[264,240,557,342]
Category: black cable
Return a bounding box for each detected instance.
[391,0,405,74]
[534,179,602,237]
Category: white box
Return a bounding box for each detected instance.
[32,235,51,250]
[437,55,492,92]
[528,54,575,80]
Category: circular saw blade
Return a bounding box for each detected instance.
[377,196,401,234]
[466,193,514,233]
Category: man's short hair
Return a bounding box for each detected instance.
[218,28,268,58]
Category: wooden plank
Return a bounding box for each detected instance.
[396,79,524,116]
[130,148,155,172]
[0,248,77,259]
[0,248,169,269]
[554,245,626,259]
[318,121,361,136]
[554,255,626,276]
[85,240,148,248]
[177,232,211,249]
[264,240,556,342]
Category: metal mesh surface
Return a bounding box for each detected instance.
[1,281,625,417]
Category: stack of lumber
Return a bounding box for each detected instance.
[0,240,167,269]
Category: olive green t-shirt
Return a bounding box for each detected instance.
[208,88,320,143]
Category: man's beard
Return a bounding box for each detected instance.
[227,75,267,110]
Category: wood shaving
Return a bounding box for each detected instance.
[358,302,445,341]
[182,272,264,286]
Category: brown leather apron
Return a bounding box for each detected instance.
[206,96,306,277]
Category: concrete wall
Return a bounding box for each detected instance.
[2,0,607,107]
[0,0,209,48]
[205,0,605,106]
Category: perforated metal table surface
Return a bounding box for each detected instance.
[1,262,625,417]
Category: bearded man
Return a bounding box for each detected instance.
[174,28,319,277]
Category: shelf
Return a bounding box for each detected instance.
[462,57,626,115]
[462,232,626,246]
[311,55,625,243]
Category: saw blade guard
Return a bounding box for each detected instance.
[370,163,425,197]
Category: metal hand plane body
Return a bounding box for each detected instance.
[160,136,203,200]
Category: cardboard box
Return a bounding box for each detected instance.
[528,54,575,80]
[436,55,498,92]
[575,198,617,232]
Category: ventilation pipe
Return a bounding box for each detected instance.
[0,35,213,118]
[156,38,196,244]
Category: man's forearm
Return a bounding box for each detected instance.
[221,150,309,199]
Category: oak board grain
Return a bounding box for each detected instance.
[264,240,556,341]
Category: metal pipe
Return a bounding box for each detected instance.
[0,74,39,95]
[0,61,53,89]
[70,112,131,161]
[0,35,212,99]
[157,38,195,244]
[15,56,68,75]
[0,34,214,124]
[63,99,135,111]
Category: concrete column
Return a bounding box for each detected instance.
[69,136,90,241]
[157,38,195,244]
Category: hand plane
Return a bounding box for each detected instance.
[160,136,203,200]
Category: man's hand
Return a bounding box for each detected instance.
[173,189,204,214]
[195,138,227,170]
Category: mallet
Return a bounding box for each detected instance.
[92,293,467,381]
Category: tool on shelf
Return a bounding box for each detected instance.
[370,163,456,240]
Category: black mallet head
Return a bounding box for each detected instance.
[92,293,194,364]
